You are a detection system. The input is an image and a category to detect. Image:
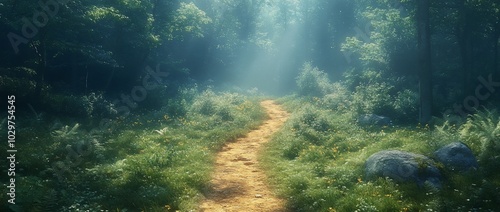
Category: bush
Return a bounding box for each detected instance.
[392,89,419,123]
[460,109,500,170]
[352,81,394,115]
[10,86,266,211]
[189,90,249,122]
[320,83,353,112]
[0,67,37,99]
[190,89,218,115]
[292,106,331,133]
[342,69,418,123]
[41,92,117,119]
[296,62,332,97]
[264,96,500,212]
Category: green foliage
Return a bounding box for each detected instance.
[86,6,127,22]
[341,5,415,71]
[296,62,332,97]
[190,89,249,122]
[51,123,81,140]
[293,105,331,133]
[352,80,393,115]
[297,67,419,124]
[433,121,461,150]
[0,67,37,98]
[190,89,219,115]
[460,109,500,168]
[392,89,419,123]
[289,105,333,146]
[7,87,266,211]
[262,96,500,212]
[342,69,418,123]
[41,92,116,118]
[342,37,387,68]
[161,86,198,118]
[168,2,212,40]
[319,83,353,112]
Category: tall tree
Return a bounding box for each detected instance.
[417,0,432,123]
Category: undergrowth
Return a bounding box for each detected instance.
[261,63,499,211]
[261,97,500,212]
[0,87,266,211]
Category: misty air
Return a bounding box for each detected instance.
[1,0,499,211]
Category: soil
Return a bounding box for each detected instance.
[199,100,290,212]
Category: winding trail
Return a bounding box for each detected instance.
[199,100,290,212]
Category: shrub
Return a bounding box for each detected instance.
[352,81,393,115]
[9,83,268,211]
[264,96,500,212]
[292,106,331,133]
[296,62,332,97]
[459,109,500,169]
[190,89,218,115]
[0,67,37,99]
[189,90,248,122]
[320,83,353,112]
[392,89,419,123]
[287,105,333,148]
[41,92,116,119]
[342,69,418,123]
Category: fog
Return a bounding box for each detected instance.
[185,0,355,95]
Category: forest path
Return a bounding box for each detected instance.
[199,100,289,212]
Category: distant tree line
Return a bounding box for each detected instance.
[1,0,498,122]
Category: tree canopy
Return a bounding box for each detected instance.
[1,0,499,121]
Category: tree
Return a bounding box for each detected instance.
[417,0,432,123]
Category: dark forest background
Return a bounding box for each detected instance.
[1,0,499,122]
[1,1,500,211]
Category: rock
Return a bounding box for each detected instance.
[434,142,478,172]
[365,150,441,188]
[357,114,393,127]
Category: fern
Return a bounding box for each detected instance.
[459,109,500,162]
[154,127,169,135]
[432,120,460,148]
[51,123,80,140]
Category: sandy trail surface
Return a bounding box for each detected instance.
[199,100,290,212]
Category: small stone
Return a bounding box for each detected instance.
[255,194,263,198]
[357,114,393,126]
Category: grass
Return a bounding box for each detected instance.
[260,96,500,212]
[2,82,499,211]
[0,88,266,211]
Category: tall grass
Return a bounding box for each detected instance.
[2,87,266,211]
[459,109,500,176]
[261,97,500,211]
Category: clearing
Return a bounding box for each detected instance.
[199,100,290,212]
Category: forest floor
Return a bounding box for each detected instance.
[199,100,290,212]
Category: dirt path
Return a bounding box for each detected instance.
[199,100,290,212]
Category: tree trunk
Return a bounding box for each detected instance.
[457,2,473,98]
[495,23,500,81]
[71,55,78,92]
[417,0,432,124]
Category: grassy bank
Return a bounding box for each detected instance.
[1,88,266,211]
[260,96,500,211]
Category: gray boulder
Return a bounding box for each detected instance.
[434,142,478,172]
[357,114,392,127]
[365,150,441,188]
